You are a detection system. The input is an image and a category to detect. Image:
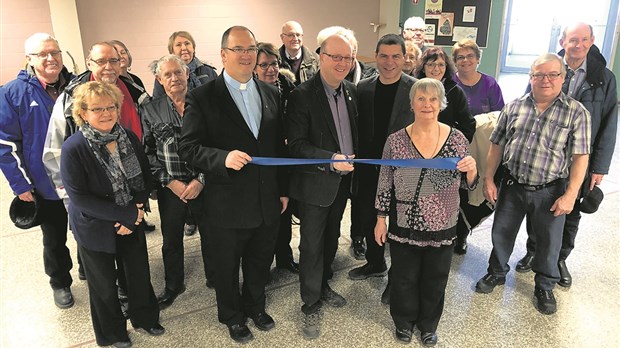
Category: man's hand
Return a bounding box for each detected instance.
[280,197,289,214]
[483,177,498,205]
[590,173,604,191]
[550,192,577,216]
[333,154,355,172]
[114,223,133,235]
[180,179,204,201]
[225,150,252,171]
[167,180,188,202]
[18,191,34,202]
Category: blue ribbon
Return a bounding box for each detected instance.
[250,157,460,170]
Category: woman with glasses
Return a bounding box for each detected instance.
[403,40,422,76]
[452,39,505,116]
[152,31,217,98]
[253,42,299,274]
[110,40,145,89]
[60,81,164,348]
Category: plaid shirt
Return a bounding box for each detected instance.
[490,92,591,186]
[142,96,204,186]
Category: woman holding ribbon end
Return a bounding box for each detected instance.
[374,78,477,346]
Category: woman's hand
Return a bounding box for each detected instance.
[374,216,388,246]
[135,203,145,225]
[114,222,133,235]
[457,155,478,188]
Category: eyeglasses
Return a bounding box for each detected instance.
[530,72,562,81]
[28,50,62,59]
[257,62,279,70]
[404,28,425,33]
[89,58,121,66]
[282,33,303,38]
[322,52,354,63]
[83,105,118,115]
[455,53,477,61]
[425,62,446,69]
[224,47,258,55]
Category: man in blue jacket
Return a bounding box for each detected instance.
[0,33,75,308]
[517,22,617,288]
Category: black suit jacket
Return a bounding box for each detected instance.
[287,73,358,207]
[178,75,286,229]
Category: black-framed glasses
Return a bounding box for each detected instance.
[224,47,258,55]
[89,58,121,66]
[530,72,562,81]
[404,28,425,33]
[455,53,477,61]
[322,52,354,63]
[28,50,62,59]
[83,105,118,115]
[282,33,303,38]
[257,62,279,70]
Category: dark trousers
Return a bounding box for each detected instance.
[274,199,296,265]
[487,178,565,290]
[39,198,73,289]
[79,227,159,346]
[350,167,385,266]
[298,175,351,312]
[525,198,581,261]
[209,220,279,326]
[157,187,213,292]
[390,242,452,333]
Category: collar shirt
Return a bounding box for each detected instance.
[564,57,587,98]
[286,50,302,61]
[489,92,591,186]
[223,70,262,138]
[322,76,354,158]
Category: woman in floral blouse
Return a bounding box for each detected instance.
[374,78,478,346]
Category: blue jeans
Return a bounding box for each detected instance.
[487,177,565,290]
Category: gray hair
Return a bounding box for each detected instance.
[24,33,59,55]
[148,54,188,76]
[530,53,566,78]
[316,26,345,49]
[403,16,425,30]
[409,78,448,111]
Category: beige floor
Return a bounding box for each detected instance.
[1,123,619,347]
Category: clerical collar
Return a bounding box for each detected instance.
[223,70,253,91]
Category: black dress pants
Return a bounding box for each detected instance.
[390,242,452,333]
[209,220,279,326]
[157,187,213,292]
[298,174,351,312]
[39,198,73,289]
[79,226,159,346]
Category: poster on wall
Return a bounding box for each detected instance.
[453,27,478,42]
[425,24,436,45]
[463,6,476,23]
[437,12,454,36]
[425,0,442,19]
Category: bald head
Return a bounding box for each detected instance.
[559,22,595,69]
[280,20,304,57]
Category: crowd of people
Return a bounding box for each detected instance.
[0,15,616,347]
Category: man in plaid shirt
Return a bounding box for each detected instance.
[475,53,590,315]
[142,55,212,310]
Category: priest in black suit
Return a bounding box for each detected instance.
[178,26,287,344]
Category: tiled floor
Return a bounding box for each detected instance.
[1,112,619,347]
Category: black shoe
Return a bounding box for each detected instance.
[184,224,197,236]
[348,263,388,280]
[453,238,468,255]
[351,239,366,260]
[250,312,275,331]
[421,332,438,346]
[113,340,132,348]
[558,260,572,288]
[395,328,412,343]
[143,219,156,232]
[135,323,165,336]
[276,260,300,274]
[157,286,186,310]
[78,268,86,280]
[228,323,253,343]
[475,274,506,294]
[534,287,557,315]
[320,285,346,307]
[381,279,391,305]
[302,309,321,340]
[53,287,74,309]
[516,253,534,273]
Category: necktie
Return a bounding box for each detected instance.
[562,66,574,95]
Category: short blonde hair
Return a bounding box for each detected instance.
[410,78,448,111]
[452,39,481,61]
[72,81,123,127]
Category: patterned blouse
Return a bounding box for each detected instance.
[375,127,476,247]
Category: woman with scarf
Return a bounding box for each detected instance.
[152,31,217,98]
[60,81,163,348]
